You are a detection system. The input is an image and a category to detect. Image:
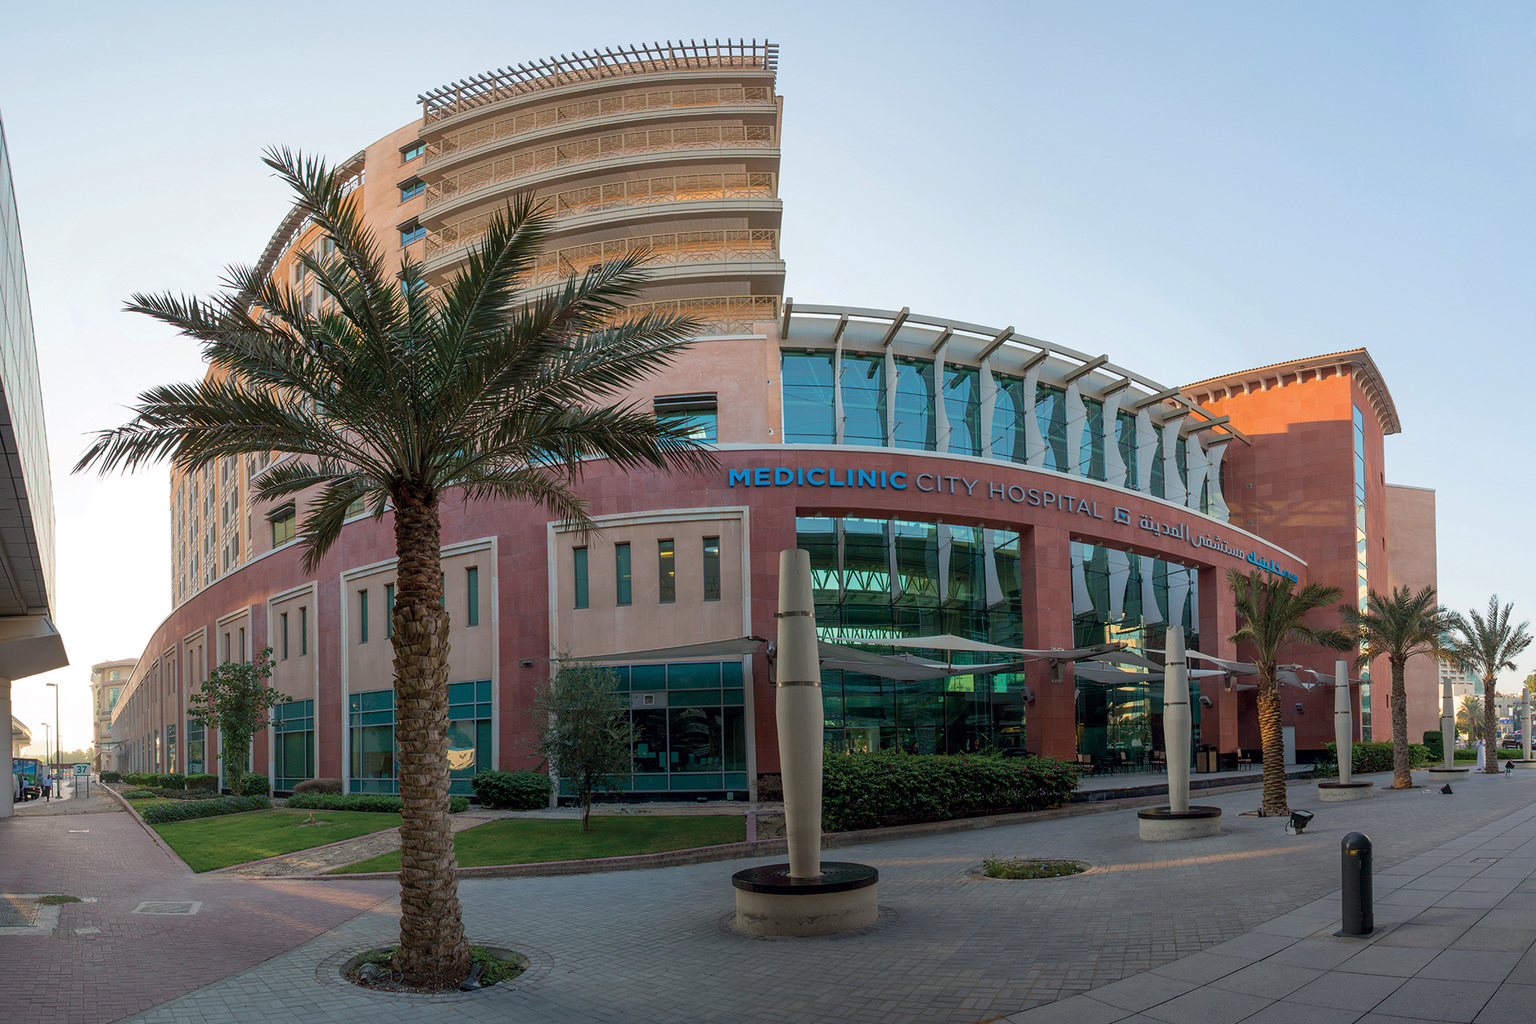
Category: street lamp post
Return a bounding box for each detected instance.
[44,682,58,781]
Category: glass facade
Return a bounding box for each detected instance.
[186,722,205,774]
[1354,404,1371,739]
[273,699,315,792]
[779,350,1222,512]
[348,683,492,795]
[797,515,1200,768]
[600,660,748,793]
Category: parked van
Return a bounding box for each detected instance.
[11,758,41,801]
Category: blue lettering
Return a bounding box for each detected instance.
[807,468,826,486]
[728,469,751,487]
[798,468,805,485]
[774,468,794,486]
[858,470,877,488]
[754,468,771,486]
[890,472,907,490]
[829,469,845,487]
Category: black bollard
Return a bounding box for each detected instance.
[1340,832,1373,936]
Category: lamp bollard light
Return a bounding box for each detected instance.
[1339,832,1373,936]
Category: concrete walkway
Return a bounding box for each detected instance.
[100,770,1536,1024]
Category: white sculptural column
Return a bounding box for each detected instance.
[1335,659,1353,785]
[1524,696,1533,764]
[776,549,823,879]
[1165,626,1191,815]
[1443,681,1456,769]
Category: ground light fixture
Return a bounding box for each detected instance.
[1286,809,1315,834]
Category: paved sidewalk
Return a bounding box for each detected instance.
[107,770,1536,1024]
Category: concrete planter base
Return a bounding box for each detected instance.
[731,862,879,937]
[1317,781,1374,801]
[1427,766,1471,775]
[1508,760,1536,770]
[1136,806,1222,841]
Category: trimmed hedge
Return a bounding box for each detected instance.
[1314,741,1429,778]
[292,777,343,795]
[125,772,186,790]
[141,795,272,824]
[470,770,551,810]
[1423,731,1444,763]
[100,770,123,783]
[186,773,218,791]
[284,792,470,814]
[236,773,271,798]
[821,752,1082,832]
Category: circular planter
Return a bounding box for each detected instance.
[1318,781,1374,802]
[1427,766,1471,775]
[731,861,879,937]
[1507,760,1536,770]
[1137,806,1221,841]
[971,859,1091,880]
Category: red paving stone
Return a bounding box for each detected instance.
[0,805,395,1024]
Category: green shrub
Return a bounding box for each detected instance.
[470,770,550,810]
[123,789,158,799]
[186,773,218,791]
[1423,731,1444,763]
[291,777,343,795]
[285,792,469,814]
[141,795,272,824]
[237,773,270,797]
[821,752,1082,832]
[1322,741,1429,775]
[100,770,123,783]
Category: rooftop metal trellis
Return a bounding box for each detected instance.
[418,39,778,124]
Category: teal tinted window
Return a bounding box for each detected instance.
[658,541,675,603]
[573,547,588,609]
[615,543,631,605]
[942,365,980,456]
[630,664,666,690]
[781,353,835,443]
[840,353,885,447]
[991,376,1028,463]
[655,394,717,443]
[273,699,315,793]
[385,583,395,637]
[1116,411,1138,490]
[1035,384,1067,470]
[359,589,369,643]
[466,567,479,626]
[703,537,720,600]
[1080,396,1105,480]
[300,606,308,656]
[892,357,935,450]
[667,662,721,688]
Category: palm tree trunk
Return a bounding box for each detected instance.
[1257,672,1288,815]
[1391,657,1411,788]
[389,488,472,987]
[1484,677,1500,775]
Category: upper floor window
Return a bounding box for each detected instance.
[401,142,426,162]
[400,180,425,201]
[615,543,632,606]
[269,503,297,547]
[703,537,721,601]
[466,567,480,627]
[400,221,425,246]
[658,541,675,603]
[654,394,717,444]
[573,548,588,609]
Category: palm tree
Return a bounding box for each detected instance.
[1228,569,1352,815]
[1443,597,1533,775]
[1458,694,1485,744]
[75,150,713,986]
[1340,585,1448,789]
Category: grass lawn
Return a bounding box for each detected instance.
[331,814,746,874]
[123,794,178,811]
[154,809,403,872]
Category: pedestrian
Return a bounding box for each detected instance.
[41,773,51,800]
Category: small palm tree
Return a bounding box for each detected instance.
[1458,694,1486,744]
[1228,570,1352,815]
[76,150,713,986]
[1443,597,1533,775]
[1340,585,1448,789]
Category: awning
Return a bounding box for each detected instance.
[581,637,766,663]
[0,615,68,680]
[1188,652,1259,676]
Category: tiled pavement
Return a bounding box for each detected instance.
[92,770,1536,1024]
[0,802,395,1024]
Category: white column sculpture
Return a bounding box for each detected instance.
[1524,696,1532,763]
[1442,680,1456,769]
[1335,659,1353,785]
[776,549,823,879]
[1165,626,1191,815]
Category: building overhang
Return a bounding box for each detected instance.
[1182,349,1402,437]
[0,615,68,680]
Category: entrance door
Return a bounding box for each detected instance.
[1282,725,1296,766]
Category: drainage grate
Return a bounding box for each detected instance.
[132,901,200,915]
[1472,857,1502,863]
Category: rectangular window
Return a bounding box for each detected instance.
[400,222,425,246]
[401,142,425,162]
[385,583,395,638]
[466,567,480,626]
[300,606,308,656]
[222,632,230,663]
[654,394,718,444]
[273,700,315,793]
[359,589,369,643]
[270,504,296,547]
[573,547,589,608]
[238,627,246,662]
[703,537,721,600]
[658,541,675,603]
[616,543,632,606]
[400,180,425,201]
[281,612,289,659]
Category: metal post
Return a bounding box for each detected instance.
[1524,696,1532,762]
[1441,680,1455,769]
[1340,832,1373,935]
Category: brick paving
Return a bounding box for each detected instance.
[90,771,1536,1024]
[0,800,394,1024]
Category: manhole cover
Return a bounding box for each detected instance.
[132,901,200,915]
[1472,857,1501,863]
[74,926,102,936]
[0,897,35,928]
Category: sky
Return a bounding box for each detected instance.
[1,1,1533,755]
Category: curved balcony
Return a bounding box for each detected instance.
[525,230,778,287]
[621,294,779,336]
[423,125,775,212]
[424,85,774,168]
[423,173,776,260]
